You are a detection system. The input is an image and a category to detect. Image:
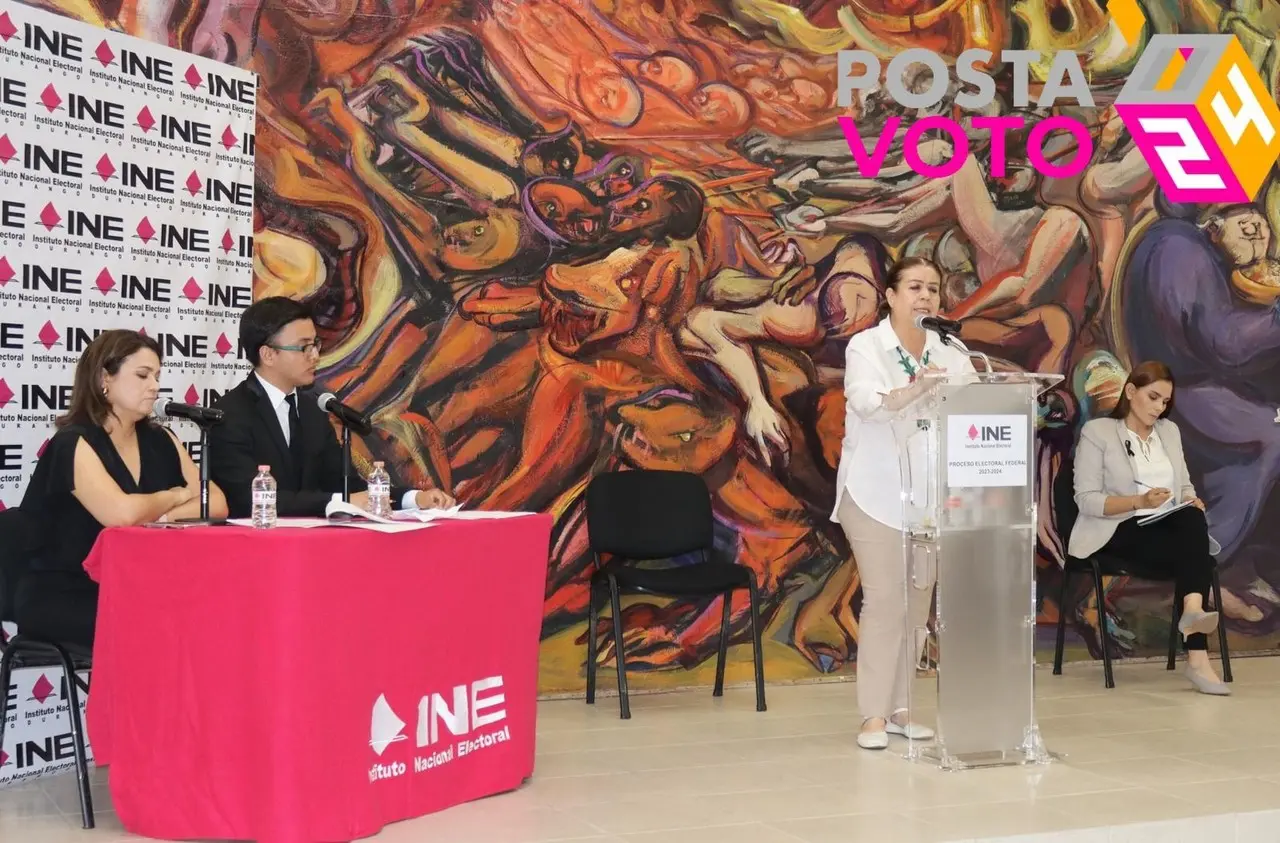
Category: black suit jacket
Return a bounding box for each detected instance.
[208,374,407,518]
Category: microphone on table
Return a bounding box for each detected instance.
[154,398,224,525]
[317,392,373,436]
[154,398,223,426]
[913,314,963,337]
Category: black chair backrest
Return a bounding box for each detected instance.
[1053,457,1079,552]
[0,507,42,624]
[586,470,714,559]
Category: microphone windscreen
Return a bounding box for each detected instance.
[154,398,174,418]
[317,392,337,412]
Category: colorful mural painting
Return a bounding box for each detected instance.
[34,0,1280,692]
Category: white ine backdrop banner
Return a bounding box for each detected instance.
[0,0,257,785]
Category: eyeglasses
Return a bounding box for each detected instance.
[269,340,323,356]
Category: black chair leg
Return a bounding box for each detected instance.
[1212,569,1233,683]
[1167,583,1184,671]
[1053,566,1071,675]
[712,592,731,698]
[608,576,631,720]
[0,641,15,763]
[48,642,94,829]
[1090,561,1115,689]
[747,579,766,713]
[585,578,599,705]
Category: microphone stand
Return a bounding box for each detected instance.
[199,423,210,520]
[319,393,366,504]
[175,419,223,525]
[938,331,993,373]
[341,425,352,503]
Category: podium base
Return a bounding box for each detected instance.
[902,726,1058,771]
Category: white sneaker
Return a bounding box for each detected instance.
[886,721,935,740]
[857,729,889,750]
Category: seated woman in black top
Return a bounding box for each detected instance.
[15,329,228,646]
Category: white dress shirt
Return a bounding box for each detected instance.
[255,373,296,446]
[831,318,976,530]
[254,373,422,510]
[1122,424,1177,516]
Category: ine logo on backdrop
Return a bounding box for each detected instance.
[835,30,1280,203]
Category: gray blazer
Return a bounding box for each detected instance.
[1068,418,1201,560]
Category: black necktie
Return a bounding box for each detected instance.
[285,393,303,482]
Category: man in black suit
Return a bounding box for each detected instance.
[209,296,455,518]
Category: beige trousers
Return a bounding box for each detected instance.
[836,491,935,722]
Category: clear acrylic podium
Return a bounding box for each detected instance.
[892,370,1062,770]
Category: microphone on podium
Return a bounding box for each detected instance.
[913,314,963,336]
[155,398,224,426]
[912,314,992,371]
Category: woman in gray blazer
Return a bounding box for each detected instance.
[1070,361,1228,695]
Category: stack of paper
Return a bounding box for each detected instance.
[1136,499,1196,526]
[226,504,533,532]
[322,499,434,531]
[321,499,535,529]
[390,507,531,522]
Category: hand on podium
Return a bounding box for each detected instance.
[879,364,946,411]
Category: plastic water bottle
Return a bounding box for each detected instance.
[251,465,277,529]
[367,461,392,518]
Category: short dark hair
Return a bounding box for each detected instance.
[59,329,163,428]
[239,296,312,367]
[1111,360,1176,420]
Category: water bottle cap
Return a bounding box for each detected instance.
[258,465,269,471]
[374,461,384,468]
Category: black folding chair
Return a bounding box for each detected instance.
[0,508,95,829]
[583,470,766,719]
[1051,459,1232,689]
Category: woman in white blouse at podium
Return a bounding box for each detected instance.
[1069,361,1228,695]
[832,257,976,750]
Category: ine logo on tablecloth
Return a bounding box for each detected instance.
[369,694,407,757]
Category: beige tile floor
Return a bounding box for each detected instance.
[4,656,1280,843]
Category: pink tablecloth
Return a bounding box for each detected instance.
[83,516,552,843]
